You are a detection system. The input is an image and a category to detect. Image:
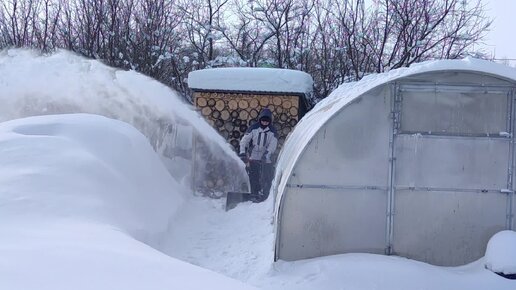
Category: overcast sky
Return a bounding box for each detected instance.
[483,0,516,60]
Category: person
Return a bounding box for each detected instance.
[239,108,278,201]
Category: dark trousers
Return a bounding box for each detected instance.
[248,160,274,199]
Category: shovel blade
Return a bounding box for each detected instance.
[225,191,263,211]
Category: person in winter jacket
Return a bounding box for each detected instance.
[239,108,278,201]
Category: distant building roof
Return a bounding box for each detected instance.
[187,67,313,95]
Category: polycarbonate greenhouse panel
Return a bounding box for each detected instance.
[395,135,510,190]
[292,87,391,188]
[400,71,516,86]
[392,190,507,266]
[399,85,510,135]
[274,59,516,266]
[278,187,387,261]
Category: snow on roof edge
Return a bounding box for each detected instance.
[187,67,314,95]
[272,57,516,222]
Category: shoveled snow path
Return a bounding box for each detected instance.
[161,195,276,285]
[160,195,516,290]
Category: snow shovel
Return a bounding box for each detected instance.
[225,160,266,211]
[225,191,264,211]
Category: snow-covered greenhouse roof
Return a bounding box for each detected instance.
[274,57,516,210]
[187,67,313,95]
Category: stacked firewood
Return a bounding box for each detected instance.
[194,92,300,153]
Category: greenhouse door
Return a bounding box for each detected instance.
[388,83,515,266]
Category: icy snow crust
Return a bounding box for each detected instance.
[274,58,516,214]
[188,67,314,94]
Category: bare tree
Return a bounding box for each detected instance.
[1,0,37,47]
[216,0,273,66]
[32,0,62,51]
[244,0,313,68]
[369,0,491,70]
[177,0,229,68]
[304,0,490,100]
[0,0,493,102]
[308,0,351,97]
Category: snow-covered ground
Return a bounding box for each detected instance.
[0,49,515,289]
[161,194,516,290]
[0,114,255,290]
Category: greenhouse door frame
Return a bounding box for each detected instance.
[386,82,516,257]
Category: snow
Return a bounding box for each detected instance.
[162,196,275,283]
[0,114,182,234]
[0,48,247,194]
[0,50,514,289]
[187,67,314,95]
[160,194,516,290]
[0,114,255,290]
[485,230,516,275]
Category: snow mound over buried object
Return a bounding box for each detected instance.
[485,230,516,276]
[0,113,185,238]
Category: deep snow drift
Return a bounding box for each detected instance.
[0,114,255,290]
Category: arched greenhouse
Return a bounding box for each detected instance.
[273,58,516,266]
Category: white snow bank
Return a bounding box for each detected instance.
[261,253,515,290]
[0,220,258,290]
[0,113,256,290]
[485,230,516,275]
[0,113,183,242]
[188,67,314,94]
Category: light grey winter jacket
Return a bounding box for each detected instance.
[239,123,278,163]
